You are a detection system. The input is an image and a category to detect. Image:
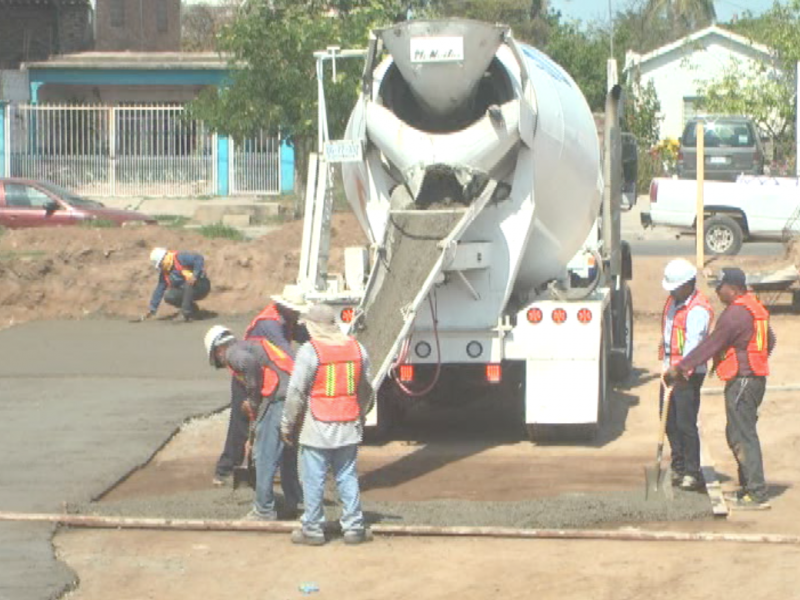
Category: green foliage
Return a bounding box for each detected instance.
[636,148,663,194]
[79,219,118,229]
[622,71,662,149]
[697,1,800,163]
[154,215,191,229]
[644,0,715,34]
[187,0,406,143]
[198,222,246,241]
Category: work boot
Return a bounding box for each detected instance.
[679,475,705,492]
[212,473,231,487]
[730,493,771,511]
[291,529,326,546]
[343,528,374,545]
[243,509,277,521]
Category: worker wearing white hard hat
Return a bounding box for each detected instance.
[658,258,714,493]
[141,247,211,322]
[213,285,310,487]
[204,324,303,520]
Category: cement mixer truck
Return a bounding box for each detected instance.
[296,19,636,440]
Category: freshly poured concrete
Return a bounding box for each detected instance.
[0,318,247,600]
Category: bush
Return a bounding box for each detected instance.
[198,222,245,241]
[636,148,665,195]
[154,215,191,229]
[79,219,118,229]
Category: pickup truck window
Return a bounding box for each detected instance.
[5,184,53,209]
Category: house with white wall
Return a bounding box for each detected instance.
[624,25,778,143]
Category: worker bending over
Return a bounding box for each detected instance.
[282,303,374,545]
[143,247,211,322]
[666,268,775,510]
[213,285,310,486]
[205,325,303,520]
[659,258,713,492]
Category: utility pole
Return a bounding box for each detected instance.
[696,120,705,268]
[608,0,614,58]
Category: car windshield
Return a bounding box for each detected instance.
[36,181,104,208]
[682,119,755,148]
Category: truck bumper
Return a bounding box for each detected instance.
[640,212,653,228]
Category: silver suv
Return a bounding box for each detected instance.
[677,116,765,181]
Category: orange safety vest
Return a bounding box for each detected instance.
[659,291,714,366]
[162,251,193,288]
[244,303,282,340]
[228,339,294,398]
[715,293,770,381]
[309,338,362,423]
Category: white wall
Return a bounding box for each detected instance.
[634,33,777,142]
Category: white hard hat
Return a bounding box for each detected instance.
[662,258,697,292]
[271,283,308,312]
[150,247,168,270]
[204,325,235,366]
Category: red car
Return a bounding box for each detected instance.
[0,178,157,228]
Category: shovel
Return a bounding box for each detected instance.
[233,414,257,490]
[644,376,675,500]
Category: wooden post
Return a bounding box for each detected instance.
[696,120,705,268]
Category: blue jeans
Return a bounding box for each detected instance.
[253,399,302,518]
[300,444,364,536]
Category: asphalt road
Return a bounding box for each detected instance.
[630,238,785,257]
[0,317,248,600]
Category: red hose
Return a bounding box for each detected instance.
[391,292,442,397]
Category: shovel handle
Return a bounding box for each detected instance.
[658,375,674,447]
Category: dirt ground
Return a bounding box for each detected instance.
[54,314,800,600]
[3,219,800,599]
[0,214,367,328]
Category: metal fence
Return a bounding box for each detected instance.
[230,131,282,195]
[3,104,282,197]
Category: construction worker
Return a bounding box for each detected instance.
[143,247,210,322]
[281,303,374,546]
[205,325,303,520]
[213,285,310,486]
[666,267,776,510]
[659,258,714,492]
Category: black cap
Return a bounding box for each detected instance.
[716,267,747,290]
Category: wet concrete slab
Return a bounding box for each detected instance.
[0,317,247,600]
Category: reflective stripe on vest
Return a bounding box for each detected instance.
[309,338,362,423]
[715,294,770,381]
[660,291,714,366]
[244,303,281,340]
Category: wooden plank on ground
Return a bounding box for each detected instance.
[699,417,729,517]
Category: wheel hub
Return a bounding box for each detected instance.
[707,226,733,253]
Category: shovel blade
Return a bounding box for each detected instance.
[644,464,674,500]
[232,460,256,490]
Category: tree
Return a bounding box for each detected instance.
[181,2,237,52]
[187,0,411,193]
[645,0,716,34]
[697,1,800,166]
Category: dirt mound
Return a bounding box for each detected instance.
[0,214,367,328]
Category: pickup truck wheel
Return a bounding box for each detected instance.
[704,215,744,256]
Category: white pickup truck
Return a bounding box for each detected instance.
[641,175,800,255]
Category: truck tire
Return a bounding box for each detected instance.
[609,284,633,382]
[704,215,744,256]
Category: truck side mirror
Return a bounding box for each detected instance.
[621,134,638,193]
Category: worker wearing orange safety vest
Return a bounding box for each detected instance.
[667,268,776,511]
[204,325,303,520]
[659,258,714,493]
[213,285,310,485]
[143,247,211,322]
[281,303,374,546]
